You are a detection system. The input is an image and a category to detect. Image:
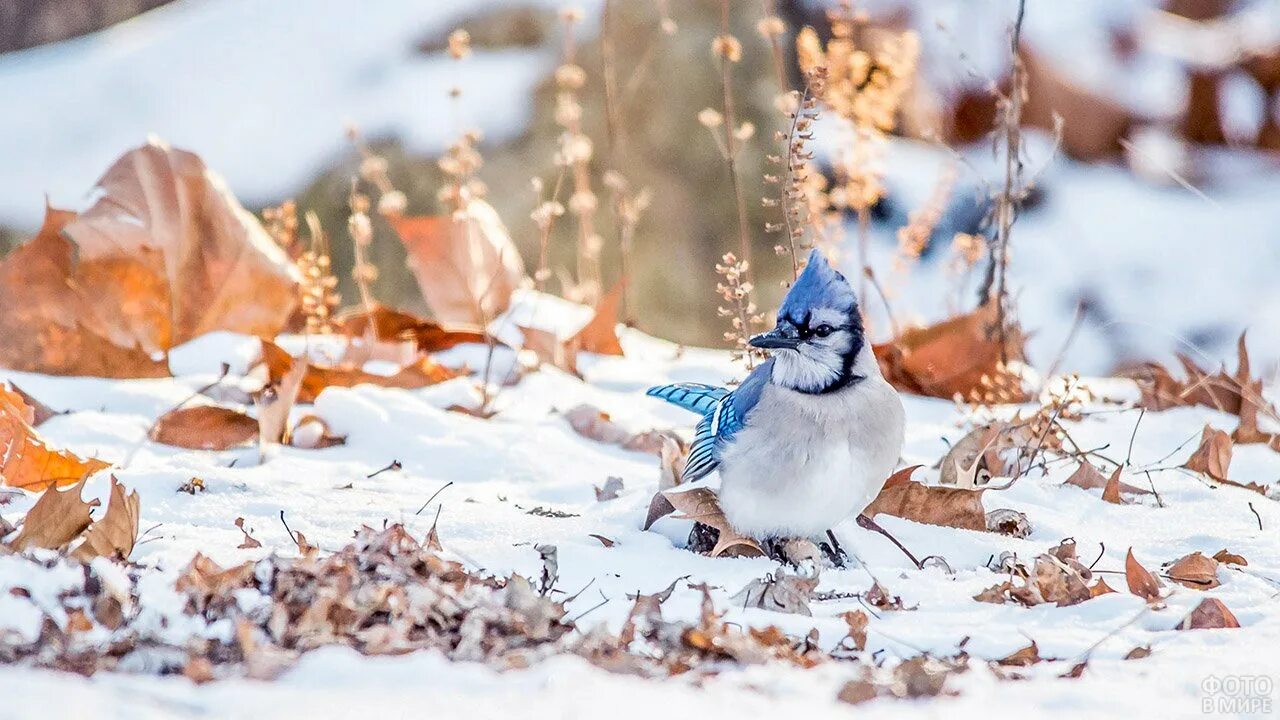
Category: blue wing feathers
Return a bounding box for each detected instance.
[648,360,773,483]
[645,383,728,415]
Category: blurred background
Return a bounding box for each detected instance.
[1,0,1278,376]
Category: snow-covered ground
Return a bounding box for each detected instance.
[1,293,1278,718]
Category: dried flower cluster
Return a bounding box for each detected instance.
[553,8,603,304]
[437,130,488,216]
[796,3,919,304]
[298,211,340,335]
[716,252,767,367]
[895,162,957,269]
[346,188,378,317]
[263,200,301,258]
[529,176,566,291]
[765,71,826,280]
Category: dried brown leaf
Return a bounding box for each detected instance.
[865,465,989,531]
[391,201,525,325]
[1064,462,1150,497]
[1212,549,1248,566]
[1177,598,1240,629]
[338,304,488,352]
[873,301,1028,402]
[72,476,140,562]
[1,385,109,491]
[9,477,99,552]
[663,487,763,558]
[149,405,258,450]
[1124,548,1163,602]
[1183,425,1233,481]
[259,339,459,404]
[1165,551,1220,590]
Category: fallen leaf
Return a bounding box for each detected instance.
[663,487,763,558]
[259,339,459,404]
[8,384,56,426]
[72,476,140,562]
[842,610,869,651]
[1183,426,1233,481]
[594,476,624,502]
[1124,548,1163,602]
[1177,598,1241,630]
[149,405,258,450]
[873,301,1028,402]
[257,350,308,453]
[9,477,99,552]
[1101,466,1126,505]
[588,534,617,548]
[1064,462,1150,497]
[1021,48,1134,160]
[939,422,1012,487]
[563,279,626,367]
[338,304,488,352]
[0,204,168,377]
[288,415,345,450]
[0,142,299,377]
[1125,334,1280,451]
[391,200,525,326]
[1165,551,1220,590]
[0,385,110,491]
[998,640,1042,667]
[731,568,819,616]
[1089,578,1117,598]
[1212,549,1248,566]
[564,405,631,445]
[985,508,1031,537]
[235,517,262,549]
[1124,646,1152,660]
[865,465,989,532]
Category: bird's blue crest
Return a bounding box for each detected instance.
[778,249,858,320]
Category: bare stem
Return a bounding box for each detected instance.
[717,0,754,278]
[991,0,1028,364]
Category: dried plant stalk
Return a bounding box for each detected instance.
[555,8,603,304]
[716,253,766,368]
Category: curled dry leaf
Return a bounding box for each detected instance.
[1064,462,1150,497]
[939,422,1012,488]
[1181,425,1267,494]
[1101,467,1126,505]
[1124,548,1164,602]
[594,476,624,502]
[149,405,259,450]
[391,200,525,326]
[643,437,688,531]
[0,142,299,377]
[8,384,56,426]
[521,281,627,376]
[259,339,459,404]
[842,610,869,651]
[235,517,262,549]
[257,349,308,453]
[873,301,1029,403]
[71,476,140,562]
[588,534,617,548]
[1,385,110,491]
[1178,598,1241,630]
[1213,549,1248,566]
[662,487,763,558]
[1183,426,1233,481]
[998,640,1042,667]
[1125,333,1280,451]
[865,465,991,532]
[338,304,488,353]
[563,404,675,456]
[730,568,820,616]
[9,477,99,552]
[288,415,346,450]
[1165,551,1220,590]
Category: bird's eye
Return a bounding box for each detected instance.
[813,324,835,338]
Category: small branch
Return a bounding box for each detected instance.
[415,481,455,516]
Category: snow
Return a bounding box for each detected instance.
[0,0,590,227]
[2,289,1279,717]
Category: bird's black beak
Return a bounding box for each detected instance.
[748,328,799,350]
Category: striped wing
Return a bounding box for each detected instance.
[644,383,729,415]
[646,359,773,483]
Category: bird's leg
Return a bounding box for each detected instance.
[856,513,923,569]
[822,529,848,568]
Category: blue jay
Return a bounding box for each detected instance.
[648,249,905,557]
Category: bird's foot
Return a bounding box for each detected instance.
[819,529,849,569]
